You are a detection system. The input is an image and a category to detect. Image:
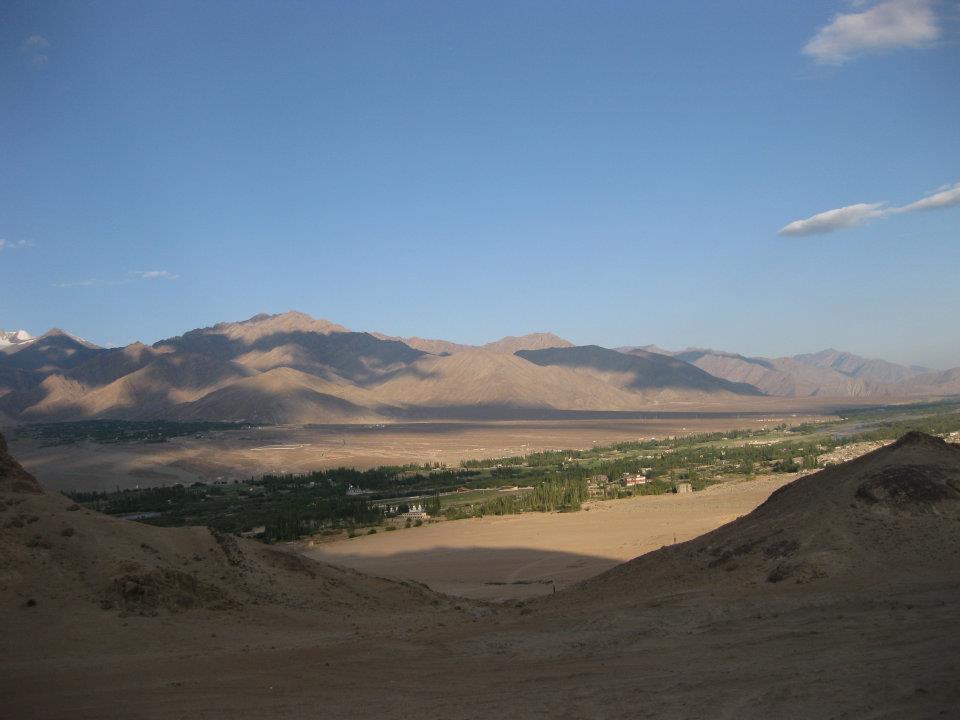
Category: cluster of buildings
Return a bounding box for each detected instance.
[589,472,693,496]
[383,502,430,521]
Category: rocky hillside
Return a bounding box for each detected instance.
[552,431,960,608]
[0,313,762,423]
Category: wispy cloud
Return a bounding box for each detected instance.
[133,270,180,280]
[0,239,34,251]
[803,0,941,65]
[21,34,50,67]
[778,203,886,237]
[53,279,104,288]
[894,182,960,213]
[54,270,181,288]
[779,181,960,236]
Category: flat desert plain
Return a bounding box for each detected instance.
[8,414,831,491]
[304,474,796,601]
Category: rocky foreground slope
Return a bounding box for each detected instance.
[2,432,959,718]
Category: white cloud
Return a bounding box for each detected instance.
[53,279,101,288]
[894,182,960,213]
[778,203,886,236]
[21,34,50,67]
[779,180,960,236]
[54,270,180,288]
[134,270,179,280]
[0,239,34,251]
[803,0,941,65]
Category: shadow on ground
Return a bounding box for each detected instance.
[304,545,625,601]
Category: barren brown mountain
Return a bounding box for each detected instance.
[902,367,960,395]
[481,332,574,354]
[2,313,957,424]
[372,330,573,355]
[625,345,957,397]
[3,431,958,717]
[519,344,762,398]
[0,328,101,372]
[168,367,383,424]
[368,348,650,413]
[676,349,887,396]
[0,314,761,423]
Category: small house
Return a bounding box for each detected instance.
[621,473,647,487]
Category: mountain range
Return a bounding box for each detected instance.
[620,345,960,398]
[0,313,957,424]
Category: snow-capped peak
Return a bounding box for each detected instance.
[0,329,35,348]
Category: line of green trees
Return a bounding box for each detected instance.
[479,477,589,515]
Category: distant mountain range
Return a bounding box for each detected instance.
[0,313,957,424]
[618,345,960,398]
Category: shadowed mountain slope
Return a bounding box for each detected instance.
[0,366,42,398]
[0,314,425,422]
[630,345,955,397]
[5,313,954,423]
[169,367,384,424]
[156,312,424,384]
[0,329,103,374]
[519,345,763,398]
[0,314,766,423]
[6,353,257,421]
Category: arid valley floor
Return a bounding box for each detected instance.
[9,412,835,492]
[3,428,960,718]
[303,474,796,601]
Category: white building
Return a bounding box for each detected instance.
[621,473,647,487]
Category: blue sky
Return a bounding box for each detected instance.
[2,1,958,367]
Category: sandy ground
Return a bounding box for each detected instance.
[8,414,830,492]
[304,474,796,600]
[3,433,959,719]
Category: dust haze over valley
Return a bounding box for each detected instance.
[5,0,960,717]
